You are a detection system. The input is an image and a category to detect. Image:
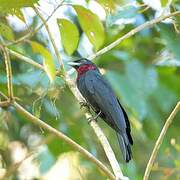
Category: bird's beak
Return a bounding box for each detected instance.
[67,61,81,67]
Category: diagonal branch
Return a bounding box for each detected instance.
[0,92,115,180]
[89,11,180,60]
[33,6,64,70]
[143,101,180,180]
[9,49,45,71]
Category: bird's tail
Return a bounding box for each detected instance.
[117,133,132,162]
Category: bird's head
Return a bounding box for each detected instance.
[68,58,97,76]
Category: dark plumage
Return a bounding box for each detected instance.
[68,58,133,162]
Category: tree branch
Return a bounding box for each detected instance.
[89,11,180,60]
[0,45,14,100]
[9,49,45,71]
[143,101,180,180]
[34,6,126,179]
[0,92,115,180]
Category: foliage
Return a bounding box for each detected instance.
[0,0,180,180]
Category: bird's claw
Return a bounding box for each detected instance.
[87,111,101,124]
[87,117,95,124]
[80,101,90,110]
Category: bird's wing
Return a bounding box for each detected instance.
[84,70,127,133]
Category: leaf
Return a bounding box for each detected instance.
[0,22,14,41]
[30,41,56,82]
[159,24,180,60]
[57,19,79,55]
[73,5,105,51]
[14,9,26,23]
[97,0,116,12]
[0,0,39,15]
[161,0,168,7]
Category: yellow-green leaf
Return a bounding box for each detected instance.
[97,0,116,13]
[0,22,14,41]
[57,18,79,55]
[14,9,26,23]
[73,5,105,51]
[30,41,56,82]
[0,0,39,15]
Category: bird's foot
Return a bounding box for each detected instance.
[80,101,90,111]
[87,111,101,124]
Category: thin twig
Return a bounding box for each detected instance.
[9,49,45,71]
[33,6,64,70]
[33,6,125,179]
[6,0,65,47]
[0,100,10,107]
[89,11,180,60]
[143,101,180,180]
[8,49,60,76]
[0,45,14,100]
[2,152,35,179]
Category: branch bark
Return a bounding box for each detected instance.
[89,11,180,60]
[143,102,180,180]
[9,49,45,71]
[0,92,115,180]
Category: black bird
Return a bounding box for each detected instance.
[68,58,133,162]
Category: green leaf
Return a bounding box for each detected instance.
[73,5,105,51]
[57,19,79,55]
[30,41,56,82]
[0,0,39,15]
[161,0,168,7]
[0,22,14,41]
[159,24,180,60]
[97,0,116,12]
[14,9,26,23]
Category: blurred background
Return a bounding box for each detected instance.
[0,0,180,179]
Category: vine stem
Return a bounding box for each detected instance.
[143,102,180,180]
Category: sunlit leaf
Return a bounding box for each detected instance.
[73,5,105,51]
[14,9,26,23]
[0,22,14,41]
[30,41,56,82]
[0,0,39,15]
[161,0,168,7]
[97,0,116,12]
[57,19,79,55]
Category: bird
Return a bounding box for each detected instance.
[68,58,133,162]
